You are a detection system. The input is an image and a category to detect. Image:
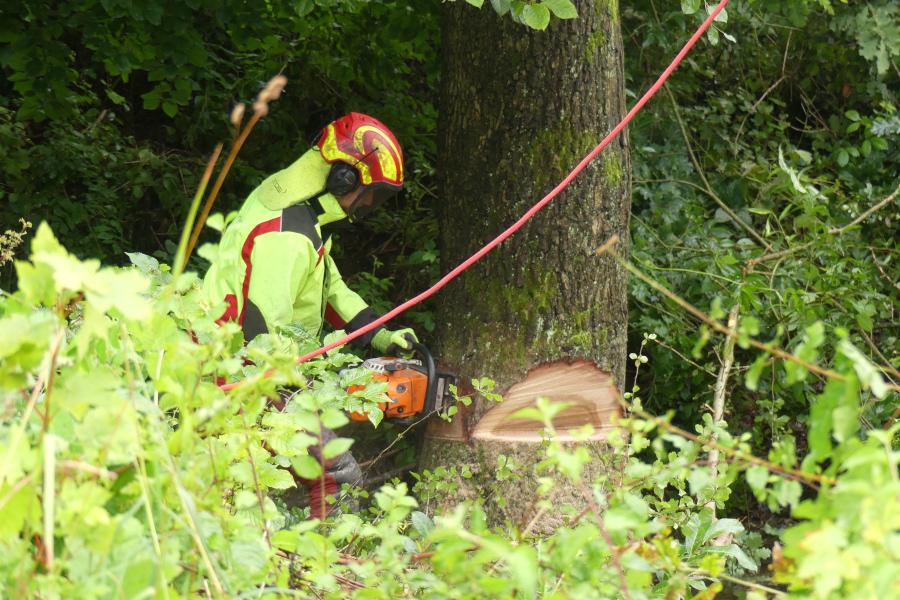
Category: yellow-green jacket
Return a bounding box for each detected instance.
[202,150,382,345]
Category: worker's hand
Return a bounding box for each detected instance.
[372,327,419,355]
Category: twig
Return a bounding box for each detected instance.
[616,387,832,486]
[57,460,119,480]
[688,567,786,597]
[833,185,900,234]
[609,243,900,393]
[746,184,900,270]
[869,247,900,295]
[859,328,900,381]
[42,434,56,571]
[664,87,772,250]
[173,144,223,277]
[363,463,416,488]
[706,304,739,534]
[245,439,272,545]
[734,31,791,148]
[0,328,66,486]
[650,337,717,376]
[184,75,288,264]
[0,474,33,512]
[582,488,632,600]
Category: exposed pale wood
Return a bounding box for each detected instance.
[472,360,618,442]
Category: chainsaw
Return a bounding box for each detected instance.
[348,341,457,422]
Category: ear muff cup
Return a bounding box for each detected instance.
[325,162,360,197]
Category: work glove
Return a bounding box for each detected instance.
[372,327,418,355]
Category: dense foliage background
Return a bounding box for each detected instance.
[2,0,898,597]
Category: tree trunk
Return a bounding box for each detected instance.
[420,0,630,529]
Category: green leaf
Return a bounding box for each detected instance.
[410,510,434,536]
[465,0,485,7]
[708,5,727,23]
[836,149,850,167]
[322,437,354,460]
[261,467,296,490]
[490,0,512,16]
[522,3,551,30]
[745,466,769,498]
[320,408,349,430]
[745,355,768,391]
[681,0,701,15]
[125,252,159,273]
[290,455,322,479]
[838,339,888,399]
[543,0,577,19]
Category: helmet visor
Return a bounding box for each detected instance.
[346,184,401,221]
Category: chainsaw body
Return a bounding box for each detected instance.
[348,343,457,422]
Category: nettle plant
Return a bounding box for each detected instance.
[1,224,897,598]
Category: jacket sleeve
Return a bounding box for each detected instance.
[244,231,315,337]
[323,254,384,347]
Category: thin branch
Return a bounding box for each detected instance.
[581,488,632,600]
[0,328,66,486]
[617,391,832,486]
[664,87,772,250]
[746,184,900,270]
[869,247,900,295]
[706,304,739,538]
[833,185,900,234]
[650,337,717,376]
[608,244,900,394]
[859,328,900,381]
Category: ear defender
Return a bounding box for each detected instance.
[325,162,360,197]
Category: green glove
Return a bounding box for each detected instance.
[372,327,418,355]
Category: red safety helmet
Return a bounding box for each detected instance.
[315,112,404,220]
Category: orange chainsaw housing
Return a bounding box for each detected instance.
[348,362,429,421]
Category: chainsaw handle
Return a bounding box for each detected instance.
[409,340,437,412]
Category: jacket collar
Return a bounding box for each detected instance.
[255,149,348,226]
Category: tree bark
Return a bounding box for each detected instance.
[420,0,630,528]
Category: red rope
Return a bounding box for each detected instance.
[221,0,729,392]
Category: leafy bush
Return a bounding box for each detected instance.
[1,223,897,597]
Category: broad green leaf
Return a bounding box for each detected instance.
[126,252,160,273]
[490,0,512,16]
[681,0,701,14]
[543,0,577,19]
[522,3,551,30]
[322,437,353,460]
[290,455,322,479]
[745,466,768,498]
[465,0,485,7]
[410,510,434,536]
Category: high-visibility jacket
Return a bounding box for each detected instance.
[202,149,382,345]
